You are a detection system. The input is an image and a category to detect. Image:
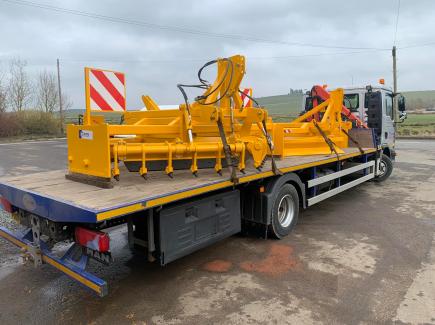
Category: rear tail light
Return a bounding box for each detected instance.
[0,196,12,213]
[75,227,110,253]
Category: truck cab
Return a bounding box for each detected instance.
[303,85,407,160]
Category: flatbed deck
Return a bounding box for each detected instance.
[0,148,375,223]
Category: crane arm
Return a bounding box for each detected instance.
[310,85,368,129]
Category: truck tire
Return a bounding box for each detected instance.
[375,154,393,182]
[269,184,299,239]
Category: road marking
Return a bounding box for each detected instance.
[397,141,426,144]
[0,139,66,146]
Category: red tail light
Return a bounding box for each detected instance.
[0,196,12,213]
[75,227,110,253]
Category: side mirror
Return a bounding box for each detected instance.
[397,94,407,122]
[398,94,406,112]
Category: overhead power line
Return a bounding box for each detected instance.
[393,0,401,46]
[59,49,389,64]
[399,41,435,49]
[390,1,435,50]
[0,49,390,67]
[1,0,388,51]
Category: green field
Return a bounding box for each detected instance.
[401,90,435,111]
[255,94,303,119]
[61,109,123,124]
[400,114,435,124]
[397,113,435,137]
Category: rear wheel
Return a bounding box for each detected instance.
[269,184,299,239]
[375,154,393,182]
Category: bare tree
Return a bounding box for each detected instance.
[36,70,58,113]
[0,74,7,113]
[0,87,6,113]
[60,92,73,111]
[8,58,32,111]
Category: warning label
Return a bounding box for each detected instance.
[79,130,93,140]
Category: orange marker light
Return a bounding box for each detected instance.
[379,78,385,85]
[259,186,265,193]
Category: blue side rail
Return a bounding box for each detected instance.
[0,226,108,297]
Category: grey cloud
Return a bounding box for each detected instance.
[0,0,434,109]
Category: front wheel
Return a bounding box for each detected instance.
[375,154,393,182]
[269,184,299,239]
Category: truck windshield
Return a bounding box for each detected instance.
[343,94,359,112]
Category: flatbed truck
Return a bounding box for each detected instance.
[0,134,388,296]
[0,73,405,297]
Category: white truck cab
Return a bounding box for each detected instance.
[303,85,407,161]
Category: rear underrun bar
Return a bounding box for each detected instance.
[0,226,108,297]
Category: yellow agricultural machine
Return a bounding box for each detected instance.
[66,55,352,187]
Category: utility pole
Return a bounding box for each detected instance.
[56,58,64,134]
[392,46,398,124]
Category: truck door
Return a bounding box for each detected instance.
[383,92,395,148]
[365,90,395,148]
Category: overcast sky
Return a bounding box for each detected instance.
[0,0,434,109]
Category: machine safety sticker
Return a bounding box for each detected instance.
[79,130,94,140]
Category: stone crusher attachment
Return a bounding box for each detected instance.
[66,55,352,187]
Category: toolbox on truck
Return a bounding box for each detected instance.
[157,190,241,265]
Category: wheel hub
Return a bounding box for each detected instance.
[379,160,387,177]
[277,194,295,228]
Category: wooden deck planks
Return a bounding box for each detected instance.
[1,148,372,212]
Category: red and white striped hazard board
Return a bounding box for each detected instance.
[85,68,126,112]
[240,88,253,107]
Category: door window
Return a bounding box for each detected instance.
[343,94,359,112]
[385,94,393,119]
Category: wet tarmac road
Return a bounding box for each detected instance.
[0,139,434,324]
